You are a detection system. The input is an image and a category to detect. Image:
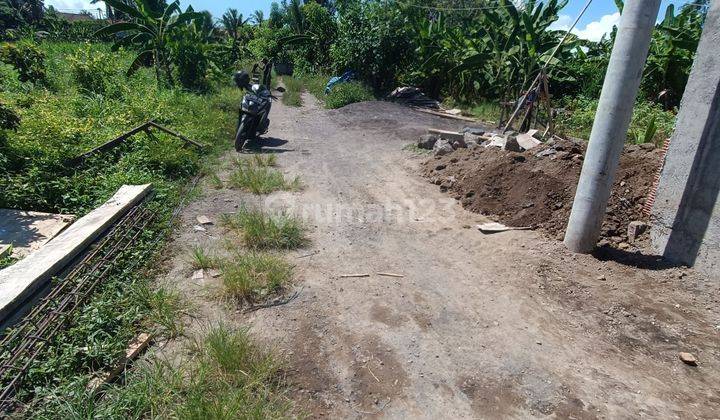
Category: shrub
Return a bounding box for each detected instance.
[0,41,47,84]
[0,100,20,130]
[325,81,374,109]
[69,46,120,95]
[172,33,213,93]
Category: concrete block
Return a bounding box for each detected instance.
[428,128,464,143]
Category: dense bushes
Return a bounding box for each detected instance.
[330,2,411,93]
[555,97,676,145]
[0,40,46,83]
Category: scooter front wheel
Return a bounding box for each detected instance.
[235,117,255,151]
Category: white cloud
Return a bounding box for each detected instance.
[45,0,105,12]
[550,12,621,42]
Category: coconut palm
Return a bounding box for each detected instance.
[252,10,264,25]
[221,8,250,61]
[95,0,203,85]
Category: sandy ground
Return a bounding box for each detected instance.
[159,91,720,419]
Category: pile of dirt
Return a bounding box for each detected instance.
[422,138,663,246]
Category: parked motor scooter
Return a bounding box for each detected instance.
[233,69,273,151]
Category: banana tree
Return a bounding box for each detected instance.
[95,0,204,85]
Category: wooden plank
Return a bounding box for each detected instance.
[411,107,478,122]
[428,128,465,142]
[0,184,152,322]
[71,121,152,164]
[87,332,153,394]
[147,121,205,149]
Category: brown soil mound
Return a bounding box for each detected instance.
[422,138,662,245]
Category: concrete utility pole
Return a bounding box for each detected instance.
[564,0,661,253]
[650,1,720,276]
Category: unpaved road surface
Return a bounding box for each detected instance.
[162,92,720,419]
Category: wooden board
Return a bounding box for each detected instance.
[0,184,152,322]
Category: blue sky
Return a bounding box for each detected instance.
[47,0,694,41]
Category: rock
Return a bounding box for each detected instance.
[418,134,438,150]
[678,352,698,366]
[504,134,523,152]
[207,268,221,278]
[192,269,204,281]
[619,242,630,250]
[452,140,466,149]
[596,275,607,281]
[466,139,480,150]
[627,221,649,243]
[463,127,486,136]
[193,225,207,232]
[639,143,656,151]
[535,148,557,158]
[433,139,454,156]
[464,132,483,145]
[196,215,213,225]
[517,133,542,150]
[486,135,507,149]
[435,164,447,171]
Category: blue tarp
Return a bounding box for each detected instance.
[325,70,356,94]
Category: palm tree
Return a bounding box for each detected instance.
[252,9,264,25]
[221,8,249,61]
[95,0,203,85]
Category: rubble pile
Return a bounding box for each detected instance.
[420,132,662,247]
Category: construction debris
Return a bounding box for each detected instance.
[388,87,439,109]
[196,215,213,225]
[0,185,152,322]
[376,272,404,278]
[477,222,532,234]
[627,221,649,243]
[0,198,157,412]
[72,120,204,165]
[192,269,205,281]
[340,273,371,278]
[0,210,75,259]
[433,139,454,156]
[428,128,464,143]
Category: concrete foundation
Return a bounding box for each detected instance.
[650,2,720,276]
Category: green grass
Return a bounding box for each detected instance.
[208,173,223,189]
[466,100,502,123]
[299,74,329,101]
[221,253,292,304]
[190,245,218,270]
[29,326,292,419]
[0,245,16,269]
[403,143,431,154]
[324,81,374,109]
[280,76,304,107]
[222,207,307,250]
[229,156,300,194]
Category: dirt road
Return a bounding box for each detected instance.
[163,92,720,419]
